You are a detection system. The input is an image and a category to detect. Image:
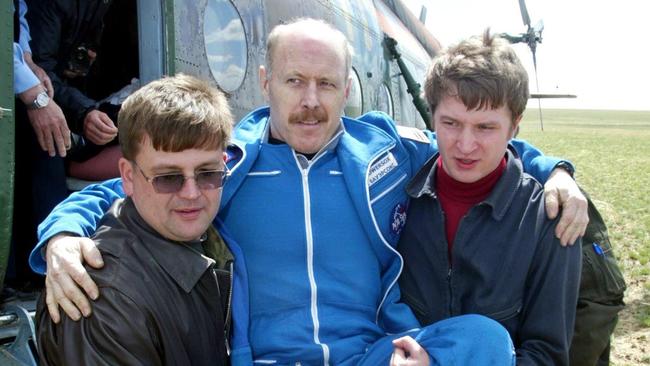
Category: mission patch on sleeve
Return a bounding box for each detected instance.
[396,125,430,143]
[369,152,398,186]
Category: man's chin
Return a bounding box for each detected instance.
[289,138,323,155]
[166,223,212,243]
[454,174,482,184]
[445,168,477,184]
[173,233,205,242]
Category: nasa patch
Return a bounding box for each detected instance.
[390,202,408,236]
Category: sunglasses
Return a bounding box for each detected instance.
[132,161,228,194]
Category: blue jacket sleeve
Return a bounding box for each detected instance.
[13,0,39,94]
[17,0,31,53]
[356,111,438,175]
[29,178,126,274]
[394,131,571,184]
[510,138,573,183]
[14,43,40,94]
[378,282,422,333]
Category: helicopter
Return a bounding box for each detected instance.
[0,0,566,364]
[499,0,576,129]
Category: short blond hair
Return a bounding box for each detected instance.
[118,74,233,160]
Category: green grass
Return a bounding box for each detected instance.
[519,109,650,363]
[520,109,650,278]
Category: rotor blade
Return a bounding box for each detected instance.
[530,93,577,99]
[534,19,544,34]
[531,49,544,131]
[519,0,532,28]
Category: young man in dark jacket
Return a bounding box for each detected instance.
[396,31,582,365]
[36,74,251,365]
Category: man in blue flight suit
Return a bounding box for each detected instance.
[29,18,587,365]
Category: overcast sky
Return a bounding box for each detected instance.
[406,0,649,111]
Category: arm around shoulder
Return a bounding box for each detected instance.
[510,139,574,184]
[30,178,125,273]
[359,111,439,173]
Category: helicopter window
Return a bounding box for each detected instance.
[345,67,363,117]
[377,83,394,118]
[203,0,247,92]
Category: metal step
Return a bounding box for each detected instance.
[0,293,39,366]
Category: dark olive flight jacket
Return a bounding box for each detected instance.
[36,198,232,365]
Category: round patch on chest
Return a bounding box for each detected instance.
[391,202,408,236]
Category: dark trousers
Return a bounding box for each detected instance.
[7,101,68,287]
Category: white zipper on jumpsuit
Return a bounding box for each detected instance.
[298,156,331,366]
[365,144,417,332]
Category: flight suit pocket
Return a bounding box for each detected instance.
[484,300,522,322]
[481,300,522,336]
[580,191,626,304]
[582,242,626,303]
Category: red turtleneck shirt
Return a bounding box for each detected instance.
[436,157,507,261]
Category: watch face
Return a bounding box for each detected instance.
[35,92,50,108]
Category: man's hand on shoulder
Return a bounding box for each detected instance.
[544,168,588,246]
[45,234,104,323]
[390,336,430,366]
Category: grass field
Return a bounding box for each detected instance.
[519,109,650,365]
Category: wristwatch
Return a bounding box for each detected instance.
[28,90,50,110]
[555,161,575,177]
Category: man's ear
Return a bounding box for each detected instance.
[259,65,270,102]
[119,157,135,196]
[343,76,352,100]
[510,115,523,139]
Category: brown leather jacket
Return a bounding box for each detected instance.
[36,198,233,365]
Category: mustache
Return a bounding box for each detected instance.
[288,108,329,124]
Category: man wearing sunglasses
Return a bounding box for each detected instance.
[35,74,251,365]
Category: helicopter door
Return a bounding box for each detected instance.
[0,4,16,290]
[137,0,165,83]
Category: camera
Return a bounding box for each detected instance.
[67,46,92,77]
